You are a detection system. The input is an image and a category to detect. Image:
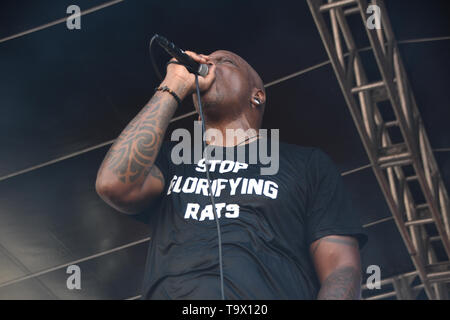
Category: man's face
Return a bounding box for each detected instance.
[193,50,253,114]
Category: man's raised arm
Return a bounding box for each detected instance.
[95,51,215,214]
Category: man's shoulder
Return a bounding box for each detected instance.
[277,142,338,174]
[278,141,317,160]
[280,141,333,160]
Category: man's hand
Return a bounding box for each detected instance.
[310,235,362,300]
[96,50,215,214]
[96,51,214,214]
[161,50,216,101]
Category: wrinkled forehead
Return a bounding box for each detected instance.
[209,50,250,68]
[210,50,264,89]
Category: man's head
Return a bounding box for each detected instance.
[192,50,266,129]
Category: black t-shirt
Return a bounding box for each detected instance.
[141,139,367,299]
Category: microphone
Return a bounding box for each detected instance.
[154,34,209,77]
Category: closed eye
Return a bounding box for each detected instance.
[219,57,236,66]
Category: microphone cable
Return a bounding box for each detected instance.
[149,36,225,300]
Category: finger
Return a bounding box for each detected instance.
[184,50,208,64]
[198,63,216,87]
[186,51,208,63]
[206,62,216,79]
[166,58,183,70]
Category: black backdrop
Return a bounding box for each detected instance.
[0,0,449,299]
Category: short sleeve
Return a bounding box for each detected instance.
[305,148,368,249]
[153,141,173,185]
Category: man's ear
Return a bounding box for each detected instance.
[251,88,266,107]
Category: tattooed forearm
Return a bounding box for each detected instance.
[100,92,177,184]
[317,266,361,300]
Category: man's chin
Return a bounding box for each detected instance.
[194,90,216,109]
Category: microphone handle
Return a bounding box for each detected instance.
[155,34,208,77]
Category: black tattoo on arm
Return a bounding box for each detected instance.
[100,92,177,184]
[317,266,361,300]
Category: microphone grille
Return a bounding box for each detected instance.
[198,64,209,77]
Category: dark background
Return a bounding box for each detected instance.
[0,0,449,299]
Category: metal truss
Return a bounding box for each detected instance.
[362,262,450,300]
[307,0,450,299]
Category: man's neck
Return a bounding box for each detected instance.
[204,118,260,147]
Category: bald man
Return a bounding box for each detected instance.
[95,50,367,300]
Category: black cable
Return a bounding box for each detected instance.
[149,38,225,300]
[195,74,225,300]
[149,35,163,81]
